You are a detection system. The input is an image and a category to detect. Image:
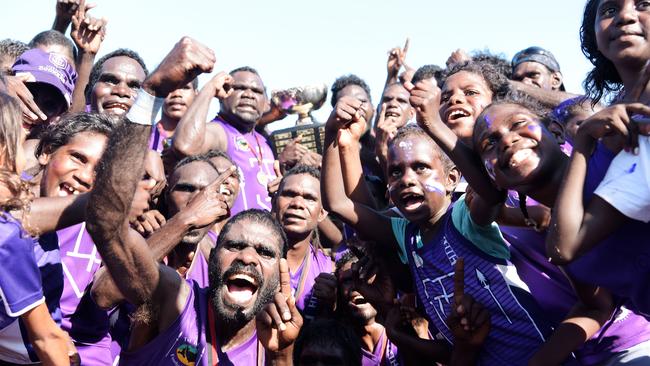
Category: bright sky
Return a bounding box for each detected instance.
[2,0,594,127]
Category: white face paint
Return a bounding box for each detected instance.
[483,159,496,181]
[398,140,413,150]
[423,171,445,195]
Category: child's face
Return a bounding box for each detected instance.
[474,104,562,191]
[595,0,650,69]
[387,136,453,222]
[439,71,493,146]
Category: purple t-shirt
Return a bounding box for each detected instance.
[119,280,263,366]
[0,213,44,364]
[361,329,401,366]
[149,123,172,154]
[567,143,650,318]
[56,223,112,365]
[290,244,333,315]
[213,117,276,215]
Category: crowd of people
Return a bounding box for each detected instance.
[1,0,649,365]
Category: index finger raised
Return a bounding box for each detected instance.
[279,258,291,297]
[402,38,410,54]
[207,165,236,190]
[453,258,465,306]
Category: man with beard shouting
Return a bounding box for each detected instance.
[86,37,293,365]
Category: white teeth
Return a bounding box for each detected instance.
[510,149,533,167]
[219,186,229,195]
[231,274,256,286]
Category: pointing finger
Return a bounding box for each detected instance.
[279,258,291,297]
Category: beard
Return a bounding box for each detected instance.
[209,260,279,326]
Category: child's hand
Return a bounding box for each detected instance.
[405,78,443,131]
[328,96,367,147]
[447,258,491,347]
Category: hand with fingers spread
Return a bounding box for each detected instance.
[257,258,303,353]
[206,71,234,100]
[312,272,337,313]
[375,102,398,167]
[56,0,95,21]
[406,78,444,132]
[267,160,283,197]
[278,135,308,169]
[179,166,236,229]
[387,38,410,82]
[143,37,216,97]
[70,0,107,56]
[5,74,47,126]
[446,258,491,348]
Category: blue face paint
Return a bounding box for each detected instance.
[627,163,637,174]
[527,124,540,133]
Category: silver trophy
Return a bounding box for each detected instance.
[271,83,328,125]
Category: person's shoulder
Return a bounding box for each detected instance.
[0,213,26,241]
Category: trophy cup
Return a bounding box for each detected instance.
[270,84,328,155]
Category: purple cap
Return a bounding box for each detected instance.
[12,49,77,106]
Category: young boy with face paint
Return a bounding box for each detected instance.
[322,95,552,365]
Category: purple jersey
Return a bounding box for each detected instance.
[149,122,171,154]
[0,214,44,364]
[361,329,401,366]
[567,143,650,318]
[185,231,218,288]
[391,204,551,366]
[213,117,276,215]
[56,223,112,365]
[290,244,333,313]
[119,280,263,366]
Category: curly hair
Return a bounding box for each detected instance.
[412,64,444,85]
[472,49,512,79]
[581,0,623,105]
[0,39,29,61]
[36,112,115,159]
[330,74,372,107]
[442,60,511,100]
[0,92,33,216]
[85,48,149,103]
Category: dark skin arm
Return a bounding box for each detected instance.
[509,81,580,109]
[529,271,614,366]
[86,38,216,339]
[52,0,94,33]
[23,194,88,234]
[171,72,232,158]
[320,96,396,249]
[69,0,106,113]
[406,78,504,226]
[545,103,649,264]
[91,167,233,309]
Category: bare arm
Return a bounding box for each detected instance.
[407,79,504,225]
[320,97,396,249]
[529,274,614,366]
[510,81,580,109]
[172,72,231,157]
[316,216,343,249]
[24,194,88,234]
[21,302,71,366]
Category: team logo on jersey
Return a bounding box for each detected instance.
[235,136,250,152]
[175,344,198,366]
[49,52,68,69]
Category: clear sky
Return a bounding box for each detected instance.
[1,0,594,126]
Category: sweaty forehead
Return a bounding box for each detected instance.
[383,83,409,99]
[281,173,320,195]
[224,220,283,253]
[339,84,369,101]
[101,56,146,81]
[443,71,487,91]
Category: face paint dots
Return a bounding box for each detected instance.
[423,173,445,195]
[398,140,413,151]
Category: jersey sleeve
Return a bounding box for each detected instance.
[390,217,410,264]
[451,195,510,260]
[0,219,44,317]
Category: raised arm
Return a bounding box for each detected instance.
[510,81,580,109]
[68,0,107,113]
[320,96,396,248]
[171,72,232,157]
[407,79,504,225]
[91,167,233,309]
[546,104,645,264]
[86,37,216,308]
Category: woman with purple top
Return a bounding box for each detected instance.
[0,91,71,365]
